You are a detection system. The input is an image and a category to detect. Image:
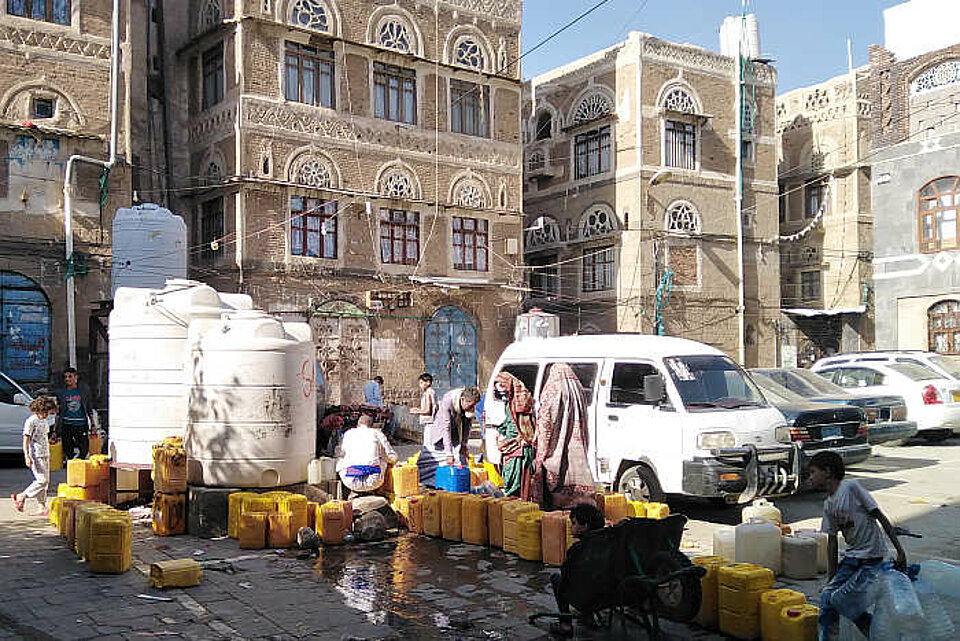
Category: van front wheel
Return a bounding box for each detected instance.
[617,465,665,503]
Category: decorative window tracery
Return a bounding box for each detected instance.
[580,206,617,239]
[912,60,960,95]
[380,169,416,199]
[289,0,329,31]
[662,86,696,114]
[377,17,411,53]
[206,160,223,182]
[296,158,331,188]
[741,99,756,134]
[455,182,485,208]
[572,93,612,125]
[454,37,485,70]
[526,217,560,249]
[200,0,221,30]
[527,150,545,172]
[665,201,701,235]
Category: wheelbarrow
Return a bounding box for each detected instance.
[529,514,706,639]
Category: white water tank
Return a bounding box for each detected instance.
[111,204,187,296]
[109,280,253,464]
[185,311,316,487]
[515,308,560,341]
[719,14,761,60]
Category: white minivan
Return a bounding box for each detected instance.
[486,335,800,504]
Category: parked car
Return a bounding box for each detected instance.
[811,361,960,441]
[487,335,801,505]
[747,373,871,472]
[750,367,918,445]
[813,350,960,382]
[0,371,33,453]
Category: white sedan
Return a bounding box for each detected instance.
[0,371,33,453]
[812,361,960,440]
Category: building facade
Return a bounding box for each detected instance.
[0,0,143,391]
[521,32,780,366]
[870,39,960,352]
[776,68,874,367]
[160,0,524,403]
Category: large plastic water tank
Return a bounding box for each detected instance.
[109,280,253,464]
[185,311,316,487]
[515,308,560,341]
[111,204,187,296]
[719,14,761,60]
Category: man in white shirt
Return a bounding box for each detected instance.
[336,414,398,495]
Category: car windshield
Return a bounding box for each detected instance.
[786,368,849,396]
[750,374,805,404]
[929,355,960,379]
[887,362,941,381]
[664,355,767,410]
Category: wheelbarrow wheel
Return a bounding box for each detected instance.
[646,549,701,623]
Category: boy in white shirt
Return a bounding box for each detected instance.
[808,450,907,640]
[12,397,57,516]
[336,414,398,495]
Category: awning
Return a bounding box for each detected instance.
[781,305,867,318]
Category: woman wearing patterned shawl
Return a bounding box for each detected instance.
[532,363,596,509]
[493,371,536,499]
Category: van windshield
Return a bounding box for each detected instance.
[665,355,768,410]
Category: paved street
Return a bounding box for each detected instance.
[0,437,958,640]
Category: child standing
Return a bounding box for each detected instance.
[12,397,57,516]
[808,450,907,640]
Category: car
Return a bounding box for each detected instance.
[813,350,960,383]
[811,361,960,441]
[747,373,871,473]
[749,367,918,445]
[0,371,34,453]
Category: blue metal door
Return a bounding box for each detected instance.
[0,272,50,383]
[424,306,477,397]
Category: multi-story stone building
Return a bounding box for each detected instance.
[869,0,960,353]
[160,0,524,403]
[776,68,874,366]
[521,32,780,366]
[0,0,141,389]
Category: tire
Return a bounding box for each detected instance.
[920,429,952,443]
[617,464,665,503]
[645,549,702,623]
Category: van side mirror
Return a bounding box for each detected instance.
[13,393,29,406]
[643,375,665,403]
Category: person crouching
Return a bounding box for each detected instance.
[336,414,398,497]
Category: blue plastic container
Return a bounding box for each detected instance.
[435,465,470,492]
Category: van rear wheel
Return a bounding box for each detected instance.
[618,465,665,504]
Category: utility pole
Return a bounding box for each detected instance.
[734,0,748,365]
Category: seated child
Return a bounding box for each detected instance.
[549,502,606,637]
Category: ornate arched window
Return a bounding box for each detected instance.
[918,176,960,253]
[296,158,331,188]
[454,37,485,70]
[929,300,960,354]
[527,150,545,172]
[200,0,221,31]
[455,182,485,208]
[206,160,223,183]
[535,111,552,140]
[661,86,696,114]
[377,16,412,53]
[380,168,416,199]
[911,60,960,95]
[665,200,701,235]
[579,205,617,239]
[572,92,612,125]
[289,0,329,31]
[526,217,560,249]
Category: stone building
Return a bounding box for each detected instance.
[869,0,960,353]
[521,32,780,366]
[775,68,874,367]
[0,0,143,390]
[159,0,524,402]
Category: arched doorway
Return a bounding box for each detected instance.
[0,271,50,383]
[928,300,960,354]
[424,306,477,396]
[310,300,370,405]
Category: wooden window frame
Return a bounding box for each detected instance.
[201,43,224,110]
[452,216,488,271]
[379,208,419,265]
[805,181,827,219]
[574,125,611,180]
[664,119,697,170]
[582,246,615,293]
[373,62,416,124]
[928,300,960,354]
[918,176,960,254]
[284,41,335,109]
[7,0,70,24]
[800,269,821,301]
[528,253,559,297]
[450,79,489,138]
[290,196,337,259]
[200,197,224,260]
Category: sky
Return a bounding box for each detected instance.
[521,0,904,92]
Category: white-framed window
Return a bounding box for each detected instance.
[660,85,700,170]
[665,200,701,235]
[582,246,615,292]
[288,0,329,31]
